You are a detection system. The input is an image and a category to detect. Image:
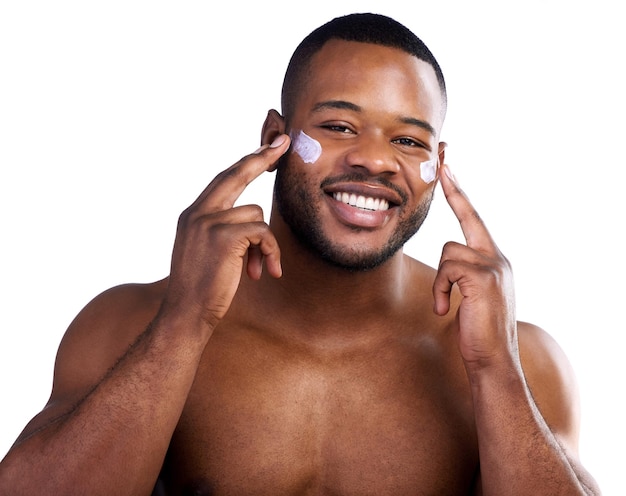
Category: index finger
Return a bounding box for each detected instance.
[439,163,496,252]
[192,134,291,213]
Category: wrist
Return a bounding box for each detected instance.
[152,303,216,345]
[463,353,525,390]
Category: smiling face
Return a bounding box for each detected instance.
[272,39,446,271]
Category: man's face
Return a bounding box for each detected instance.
[274,40,445,271]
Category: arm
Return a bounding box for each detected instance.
[433,164,600,495]
[470,322,599,495]
[0,135,291,496]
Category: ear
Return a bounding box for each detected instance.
[261,109,286,146]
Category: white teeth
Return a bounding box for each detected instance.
[333,192,390,211]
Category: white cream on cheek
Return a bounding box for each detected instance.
[289,130,322,164]
[420,158,438,184]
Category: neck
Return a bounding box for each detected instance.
[236,210,411,336]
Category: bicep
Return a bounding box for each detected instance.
[16,283,162,444]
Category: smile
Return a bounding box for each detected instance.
[332,192,390,212]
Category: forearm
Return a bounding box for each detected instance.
[0,314,209,496]
[469,361,599,495]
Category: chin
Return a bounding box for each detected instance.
[300,234,403,272]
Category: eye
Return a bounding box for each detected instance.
[320,124,354,134]
[392,137,426,148]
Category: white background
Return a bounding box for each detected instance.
[1,1,623,493]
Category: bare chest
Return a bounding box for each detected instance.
[161,332,478,495]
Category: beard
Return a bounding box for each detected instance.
[273,158,434,272]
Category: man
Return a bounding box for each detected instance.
[0,13,599,495]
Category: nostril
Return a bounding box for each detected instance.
[345,149,400,175]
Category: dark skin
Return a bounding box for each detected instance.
[0,40,600,495]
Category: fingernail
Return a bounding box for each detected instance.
[270,134,288,148]
[253,144,268,154]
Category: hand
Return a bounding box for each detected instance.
[160,134,291,332]
[433,164,518,371]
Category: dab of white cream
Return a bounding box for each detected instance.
[290,130,322,164]
[420,158,438,184]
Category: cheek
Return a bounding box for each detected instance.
[419,158,438,184]
[289,130,322,164]
[276,156,321,201]
[402,164,437,213]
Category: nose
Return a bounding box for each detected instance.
[343,133,400,176]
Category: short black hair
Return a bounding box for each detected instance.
[281,13,447,122]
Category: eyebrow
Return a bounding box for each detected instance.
[311,100,362,113]
[311,100,436,137]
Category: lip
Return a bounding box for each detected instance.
[322,182,401,229]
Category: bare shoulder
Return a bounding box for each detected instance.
[61,279,167,346]
[517,322,581,452]
[16,279,167,443]
[55,279,168,388]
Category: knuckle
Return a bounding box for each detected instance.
[501,254,513,271]
[219,158,257,186]
[441,240,458,252]
[483,266,500,284]
[246,220,271,240]
[177,203,210,230]
[245,204,265,221]
[437,257,451,270]
[483,261,510,286]
[209,222,234,243]
[218,165,244,183]
[470,208,482,223]
[439,241,461,263]
[177,207,194,229]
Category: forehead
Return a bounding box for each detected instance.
[298,39,444,131]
